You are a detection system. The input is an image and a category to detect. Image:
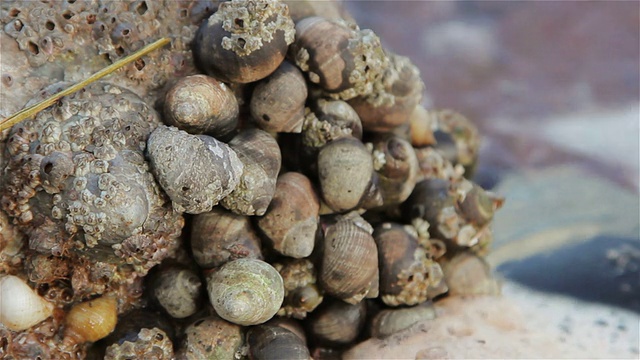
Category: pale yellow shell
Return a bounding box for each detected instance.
[65,296,117,343]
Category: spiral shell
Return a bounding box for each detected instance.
[0,275,54,331]
[191,207,263,269]
[307,299,367,346]
[320,217,378,304]
[177,316,244,360]
[221,128,281,216]
[64,296,117,344]
[146,125,244,214]
[247,324,311,360]
[257,172,320,259]
[206,258,284,326]
[370,303,436,339]
[371,135,419,206]
[151,266,202,319]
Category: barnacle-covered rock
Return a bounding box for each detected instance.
[0,82,183,299]
[146,125,244,214]
[104,327,174,360]
[0,0,220,110]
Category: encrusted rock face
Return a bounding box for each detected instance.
[0,0,221,114]
[0,81,183,285]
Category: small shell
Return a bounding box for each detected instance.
[442,252,501,296]
[274,258,323,319]
[152,267,202,319]
[371,135,419,206]
[64,296,117,344]
[146,125,244,214]
[176,316,244,360]
[163,74,239,141]
[104,327,174,360]
[247,324,311,360]
[370,303,436,339]
[191,207,263,269]
[250,61,308,133]
[317,137,382,212]
[257,172,320,259]
[459,184,504,226]
[306,299,367,346]
[221,128,281,216]
[320,217,378,304]
[0,275,54,331]
[206,258,284,326]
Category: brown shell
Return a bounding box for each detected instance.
[247,324,311,360]
[257,172,320,259]
[250,61,308,133]
[193,0,295,83]
[163,74,239,141]
[371,135,419,206]
[373,223,447,306]
[349,53,424,132]
[274,258,323,319]
[221,128,281,216]
[442,252,501,296]
[177,316,244,360]
[319,218,378,304]
[306,299,367,346]
[64,296,117,344]
[151,266,202,319]
[317,137,382,212]
[370,302,436,339]
[190,207,263,269]
[290,16,387,100]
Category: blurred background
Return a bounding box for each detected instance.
[345,0,639,315]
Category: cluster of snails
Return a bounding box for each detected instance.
[0,0,503,359]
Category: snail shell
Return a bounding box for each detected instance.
[371,135,419,206]
[319,217,378,304]
[284,0,353,23]
[194,0,295,83]
[64,296,117,344]
[442,252,501,296]
[146,125,244,214]
[349,53,424,132]
[221,128,281,216]
[459,184,504,227]
[177,316,244,360]
[250,61,308,133]
[257,172,320,259]
[206,258,284,326]
[191,207,263,269]
[370,302,436,339]
[274,258,323,319]
[290,16,387,100]
[374,223,447,306]
[317,137,382,212]
[163,74,239,141]
[152,266,202,319]
[247,324,311,360]
[306,299,367,346]
[0,275,54,331]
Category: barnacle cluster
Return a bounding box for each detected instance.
[1,0,503,358]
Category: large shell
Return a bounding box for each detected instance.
[193,0,295,83]
[163,74,239,141]
[0,275,54,331]
[319,217,378,304]
[63,296,117,345]
[247,324,311,360]
[221,128,281,216]
[191,207,263,269]
[317,137,382,212]
[257,172,320,259]
[206,258,284,326]
[306,299,367,346]
[349,53,424,132]
[176,316,244,360]
[290,16,387,100]
[146,125,244,214]
[251,61,308,133]
[374,223,447,306]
